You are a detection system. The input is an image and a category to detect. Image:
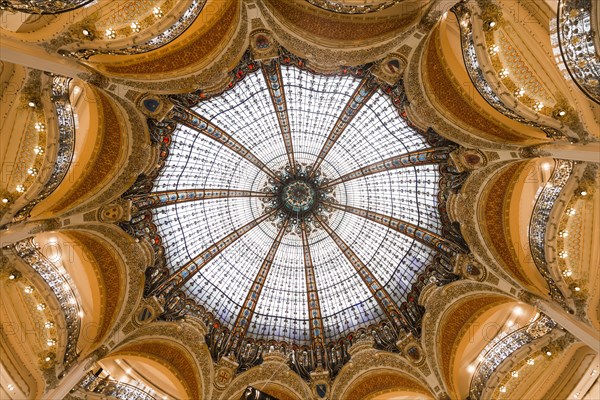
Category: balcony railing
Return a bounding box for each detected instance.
[469,314,557,399]
[304,0,402,14]
[554,0,600,104]
[79,372,157,400]
[0,0,94,14]
[529,159,574,308]
[64,0,206,59]
[13,76,75,222]
[12,238,81,366]
[451,2,568,140]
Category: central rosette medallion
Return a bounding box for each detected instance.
[262,165,335,233]
[281,180,316,214]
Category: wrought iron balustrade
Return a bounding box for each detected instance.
[0,0,94,14]
[554,0,600,104]
[65,0,206,59]
[12,238,81,366]
[13,75,75,222]
[451,2,566,139]
[469,314,557,399]
[529,159,574,308]
[79,372,157,400]
[305,0,403,14]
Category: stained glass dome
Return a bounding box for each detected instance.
[125,53,465,371]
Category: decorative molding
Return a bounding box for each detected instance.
[304,0,404,14]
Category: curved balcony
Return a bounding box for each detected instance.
[3,75,76,225]
[529,159,575,309]
[79,372,157,400]
[554,0,600,104]
[451,2,579,140]
[61,0,206,60]
[0,0,94,14]
[304,0,402,14]
[12,238,82,367]
[469,314,558,399]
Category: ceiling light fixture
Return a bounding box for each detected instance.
[105,28,116,39]
[515,88,525,97]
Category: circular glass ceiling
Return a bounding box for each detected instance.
[142,57,455,347]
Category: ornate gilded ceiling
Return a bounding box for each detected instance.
[1,0,598,399]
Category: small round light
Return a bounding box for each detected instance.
[580,191,587,196]
[489,21,496,28]
[24,286,34,294]
[33,146,44,155]
[27,168,38,176]
[559,251,568,259]
[16,185,26,193]
[37,303,46,311]
[8,273,16,279]
[45,356,52,362]
[499,386,507,393]
[28,101,36,108]
[45,321,54,329]
[105,28,116,39]
[527,358,535,365]
[511,370,519,378]
[47,338,56,346]
[574,286,581,292]
[558,110,567,116]
[546,351,552,356]
[2,198,9,204]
